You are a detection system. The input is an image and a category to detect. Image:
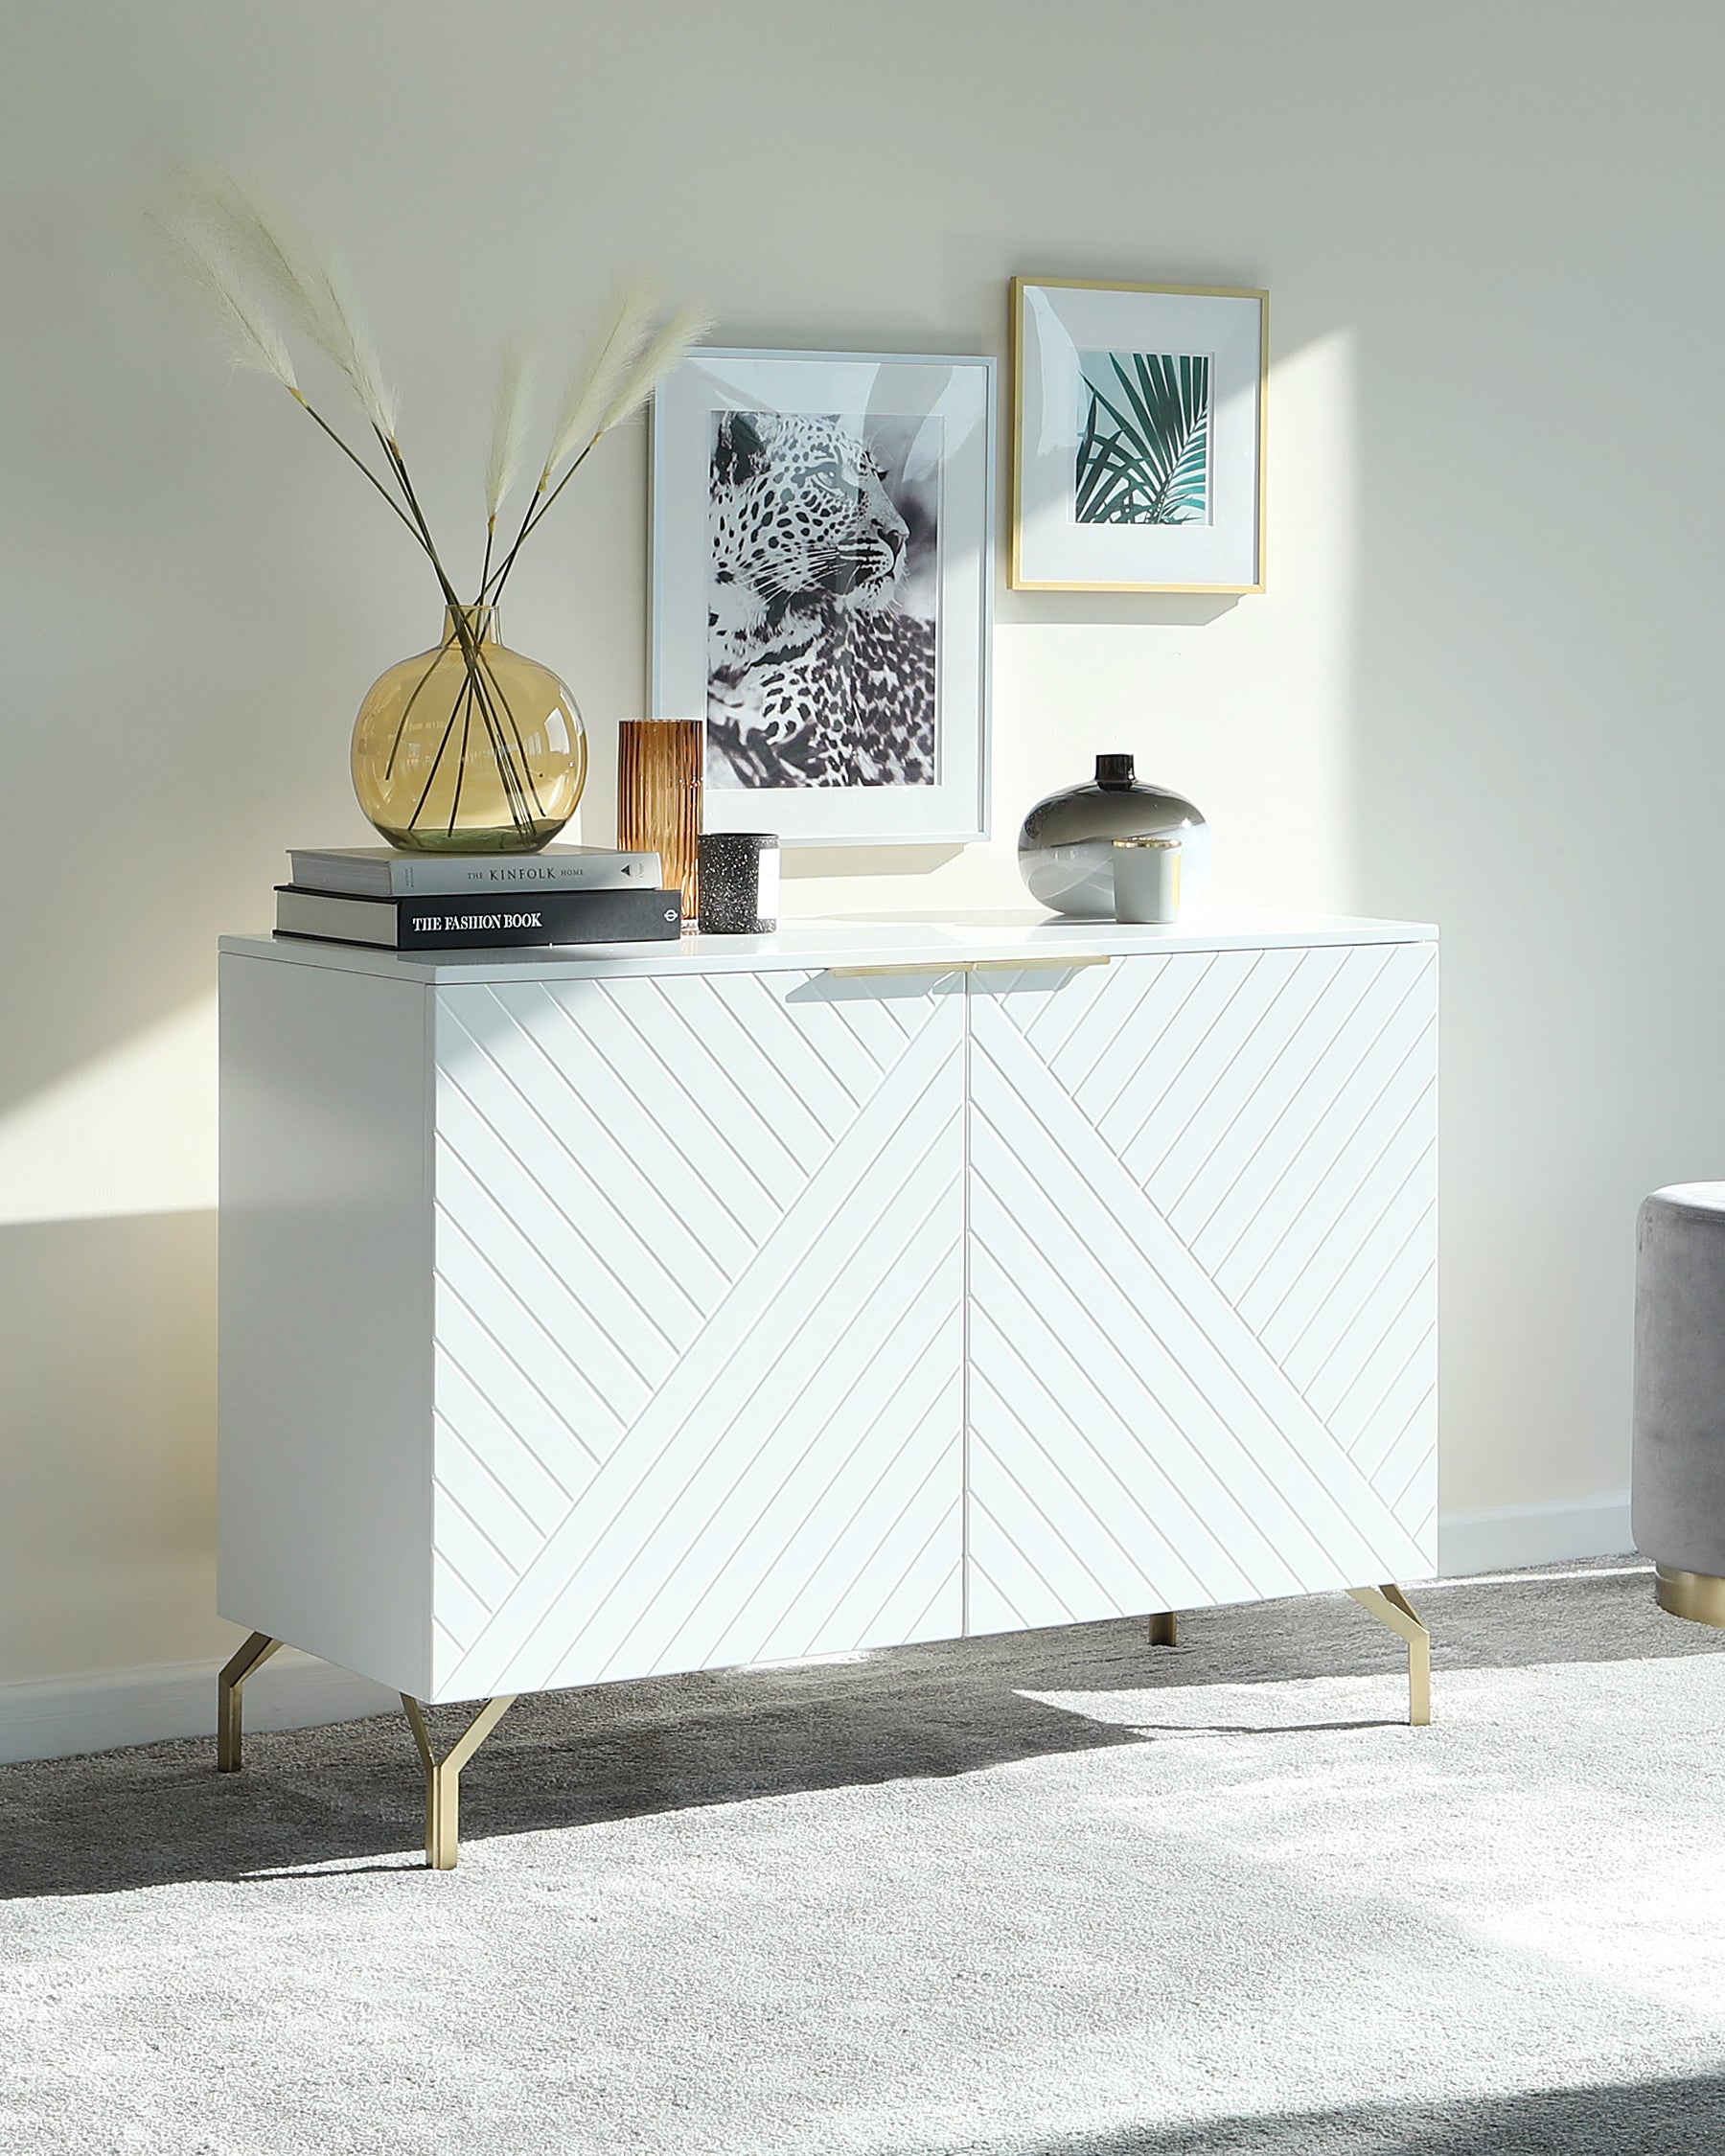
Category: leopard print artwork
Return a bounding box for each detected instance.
[706,412,936,788]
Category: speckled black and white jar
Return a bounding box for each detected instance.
[697,832,780,934]
[1018,753,1210,919]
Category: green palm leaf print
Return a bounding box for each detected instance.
[1075,351,1210,525]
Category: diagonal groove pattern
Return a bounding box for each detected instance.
[418,941,1433,1696]
[971,1027,1421,1566]
[1212,962,1436,1308]
[1168,948,1401,1254]
[447,998,715,1319]
[428,969,965,1699]
[965,943,1437,1634]
[675,1265,961,1666]
[574,1140,960,1686]
[970,1295,1257,1601]
[516,1080,959,1689]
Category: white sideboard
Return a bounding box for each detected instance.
[217,908,1438,1863]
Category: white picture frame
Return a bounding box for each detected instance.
[651,347,994,846]
[1011,279,1267,594]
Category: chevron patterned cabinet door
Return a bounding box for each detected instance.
[965,945,1438,1637]
[429,968,966,1700]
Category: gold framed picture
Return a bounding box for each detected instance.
[1010,277,1268,594]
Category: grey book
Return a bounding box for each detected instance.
[287,843,662,899]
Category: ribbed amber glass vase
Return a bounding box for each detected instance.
[351,606,586,854]
[617,718,702,917]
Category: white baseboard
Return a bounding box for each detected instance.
[1438,1492,1634,1577]
[0,1496,1640,1767]
[0,1649,398,1768]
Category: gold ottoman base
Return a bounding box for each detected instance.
[1655,1566,1725,1628]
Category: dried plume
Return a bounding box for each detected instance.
[161,215,299,396]
[484,344,537,522]
[538,276,659,489]
[597,298,716,436]
[174,172,399,438]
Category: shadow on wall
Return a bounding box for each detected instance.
[782,842,966,882]
[995,591,1240,631]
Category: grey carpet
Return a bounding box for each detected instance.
[5,1560,1725,2153]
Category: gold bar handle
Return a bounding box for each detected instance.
[968,955,1112,973]
[827,954,1113,979]
[826,962,967,978]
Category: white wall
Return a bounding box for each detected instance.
[2,1,1717,1700]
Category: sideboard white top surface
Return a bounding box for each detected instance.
[219,906,1438,985]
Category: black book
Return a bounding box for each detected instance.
[274,883,683,951]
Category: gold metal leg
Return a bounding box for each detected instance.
[401,1693,518,1870]
[1654,1566,1725,1627]
[1148,1612,1179,1646]
[1347,1583,1431,1726]
[217,1631,283,1773]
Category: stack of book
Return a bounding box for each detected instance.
[275,845,681,952]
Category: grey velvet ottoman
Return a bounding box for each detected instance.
[1633,1182,1725,1624]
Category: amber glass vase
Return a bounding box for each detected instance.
[616,718,702,918]
[351,605,586,854]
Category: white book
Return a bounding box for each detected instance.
[288,843,662,899]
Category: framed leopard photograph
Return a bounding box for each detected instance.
[651,349,994,844]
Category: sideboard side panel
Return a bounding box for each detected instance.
[218,954,434,1695]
